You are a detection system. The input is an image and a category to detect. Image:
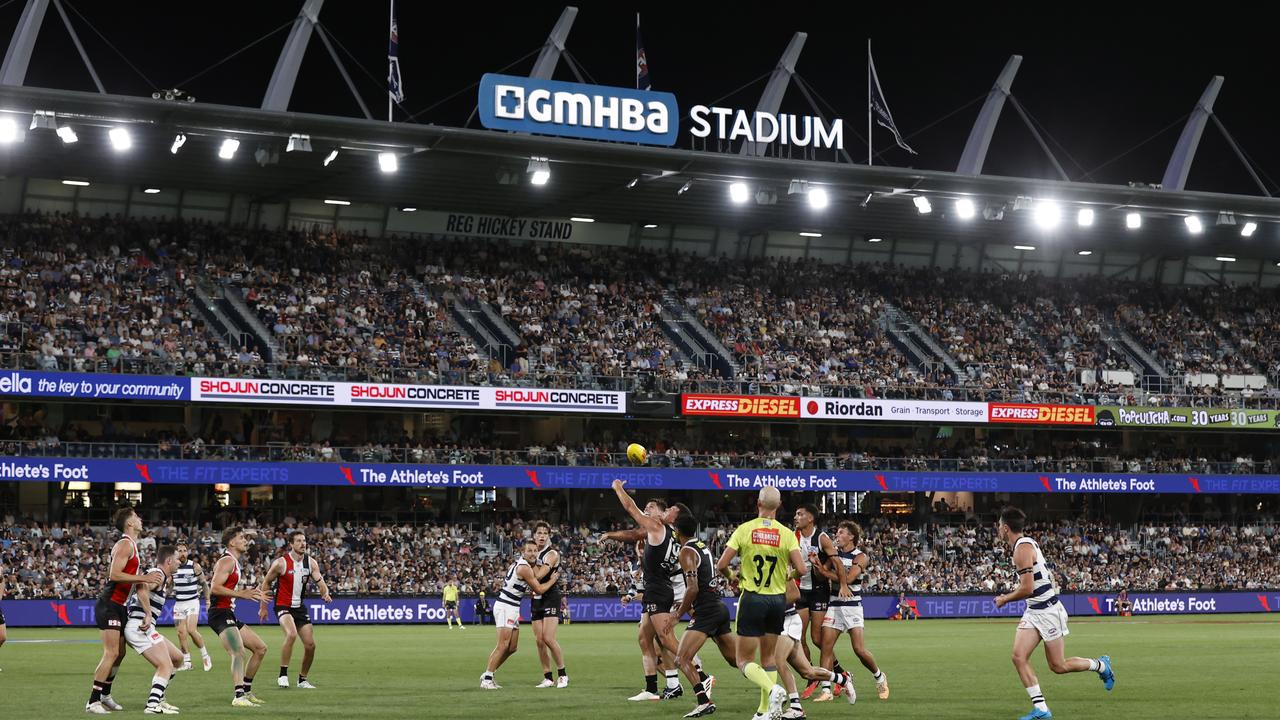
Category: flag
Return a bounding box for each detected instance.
[868,45,915,154]
[388,2,405,103]
[636,13,650,90]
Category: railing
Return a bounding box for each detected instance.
[1,440,1270,475]
[4,351,1280,408]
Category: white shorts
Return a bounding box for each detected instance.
[783,613,803,642]
[124,619,167,655]
[822,604,865,632]
[494,602,521,630]
[671,577,687,613]
[1019,603,1070,641]
[172,600,201,620]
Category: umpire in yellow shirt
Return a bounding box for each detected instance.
[716,486,806,720]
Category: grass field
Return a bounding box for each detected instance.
[2,615,1275,718]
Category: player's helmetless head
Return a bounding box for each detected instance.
[674,512,697,541]
[836,520,862,549]
[113,506,139,534]
[222,526,246,552]
[521,540,539,563]
[533,521,551,546]
[794,504,818,530]
[998,506,1026,541]
[644,498,668,519]
[156,545,178,573]
[289,531,307,553]
[175,543,188,562]
[758,485,781,512]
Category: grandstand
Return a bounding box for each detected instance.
[0,4,1277,720]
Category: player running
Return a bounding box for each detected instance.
[775,583,853,719]
[0,574,8,672]
[480,540,561,690]
[87,507,164,715]
[209,527,270,707]
[716,486,806,720]
[995,507,1114,720]
[443,578,464,629]
[671,512,735,718]
[171,542,213,672]
[818,521,888,704]
[793,505,849,701]
[259,531,333,690]
[531,521,568,688]
[125,545,186,715]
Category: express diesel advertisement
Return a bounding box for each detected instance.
[682,394,800,418]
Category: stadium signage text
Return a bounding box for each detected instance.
[0,370,190,401]
[1,591,1271,627]
[1095,405,1280,429]
[479,73,679,145]
[5,456,1280,494]
[801,397,989,423]
[688,105,843,150]
[682,394,800,418]
[989,403,1095,425]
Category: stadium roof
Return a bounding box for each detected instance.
[4,84,1280,258]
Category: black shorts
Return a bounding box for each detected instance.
[642,585,675,616]
[274,606,311,627]
[795,588,830,613]
[530,592,562,620]
[688,601,732,638]
[444,601,458,611]
[208,608,244,635]
[736,591,786,637]
[94,599,127,633]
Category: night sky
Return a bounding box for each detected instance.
[8,1,1276,195]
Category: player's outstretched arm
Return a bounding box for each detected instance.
[611,479,659,532]
[995,543,1037,608]
[601,527,647,544]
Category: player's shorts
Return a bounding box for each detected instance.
[783,611,803,642]
[670,577,686,613]
[208,608,244,635]
[494,601,521,630]
[124,619,167,655]
[530,592,562,620]
[822,601,865,632]
[172,599,201,621]
[643,585,675,616]
[796,587,830,613]
[687,601,731,638]
[444,601,458,611]
[95,599,127,633]
[275,605,312,627]
[1019,601,1069,641]
[736,591,786,637]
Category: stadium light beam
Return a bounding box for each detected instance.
[677,180,693,195]
[1077,208,1095,227]
[323,149,339,167]
[324,199,351,205]
[1014,245,1036,251]
[0,117,19,143]
[1033,201,1062,230]
[955,198,976,220]
[108,127,131,151]
[913,196,932,214]
[570,217,595,223]
[527,158,550,185]
[1216,256,1236,262]
[867,237,883,243]
[143,188,160,194]
[1242,222,1258,237]
[799,232,822,238]
[400,206,417,212]
[1184,215,1203,234]
[218,138,240,160]
[808,186,829,210]
[378,152,398,173]
[643,224,658,229]
[1077,250,1093,256]
[61,179,90,186]
[169,133,186,154]
[729,182,750,204]
[1126,212,1142,230]
[56,126,78,144]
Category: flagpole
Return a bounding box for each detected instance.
[388,0,394,122]
[867,38,872,166]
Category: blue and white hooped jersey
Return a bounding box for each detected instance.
[1015,536,1058,609]
[828,548,864,607]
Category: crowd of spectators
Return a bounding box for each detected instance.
[3,515,1277,600]
[8,212,1280,403]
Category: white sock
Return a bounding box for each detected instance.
[182,653,190,662]
[1026,684,1048,712]
[821,680,831,689]
[665,670,679,689]
[789,693,801,709]
[1088,658,1101,671]
[873,669,885,682]
[147,674,169,707]
[200,647,210,658]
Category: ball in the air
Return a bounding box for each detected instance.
[627,443,648,465]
